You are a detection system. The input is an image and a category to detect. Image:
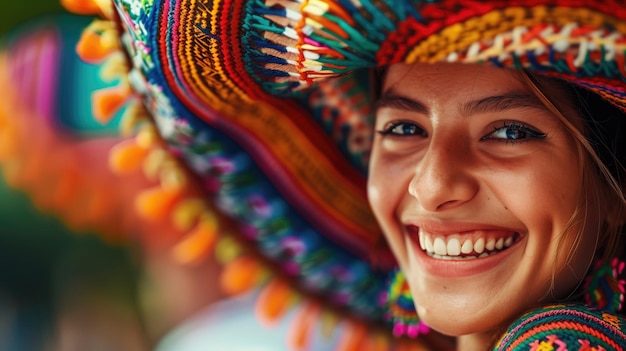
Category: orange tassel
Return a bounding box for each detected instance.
[61,0,100,15]
[109,139,149,174]
[75,23,118,64]
[60,0,102,15]
[92,85,131,124]
[135,186,182,220]
[171,213,219,264]
[288,302,321,351]
[255,278,297,326]
[220,256,265,295]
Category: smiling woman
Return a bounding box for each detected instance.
[49,1,626,350]
[368,62,622,348]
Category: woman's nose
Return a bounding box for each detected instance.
[408,138,479,212]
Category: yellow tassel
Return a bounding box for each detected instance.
[172,198,208,232]
[99,51,129,82]
[255,278,297,326]
[214,236,243,264]
[160,165,187,192]
[136,124,159,149]
[109,139,149,174]
[119,103,149,136]
[92,85,131,124]
[220,256,266,295]
[143,148,168,181]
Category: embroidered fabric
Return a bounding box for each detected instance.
[496,258,626,349]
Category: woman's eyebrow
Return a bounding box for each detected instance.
[460,92,548,116]
[375,90,429,114]
[375,89,548,116]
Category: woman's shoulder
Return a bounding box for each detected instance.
[495,304,626,351]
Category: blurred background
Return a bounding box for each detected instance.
[2,2,64,35]
[0,2,150,351]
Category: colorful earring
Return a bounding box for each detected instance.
[584,257,626,314]
[380,269,429,338]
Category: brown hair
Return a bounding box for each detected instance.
[519,71,626,268]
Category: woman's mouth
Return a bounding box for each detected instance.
[408,226,522,260]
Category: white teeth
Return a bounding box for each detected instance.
[461,239,473,254]
[433,237,447,255]
[485,238,496,251]
[447,238,461,256]
[474,237,485,254]
[425,236,434,253]
[495,238,504,250]
[417,230,518,260]
[505,236,514,247]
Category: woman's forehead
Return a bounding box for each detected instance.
[381,63,533,108]
[382,63,526,99]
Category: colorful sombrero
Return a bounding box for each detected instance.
[52,0,626,349]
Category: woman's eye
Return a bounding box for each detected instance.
[378,122,427,137]
[481,122,546,142]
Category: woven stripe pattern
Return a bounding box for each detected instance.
[114,0,391,322]
[496,304,626,350]
[244,0,626,108]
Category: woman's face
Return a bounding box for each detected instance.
[367,63,601,338]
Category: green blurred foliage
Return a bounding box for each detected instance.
[1,1,64,35]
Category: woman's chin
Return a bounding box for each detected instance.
[415,302,507,339]
[419,314,480,337]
